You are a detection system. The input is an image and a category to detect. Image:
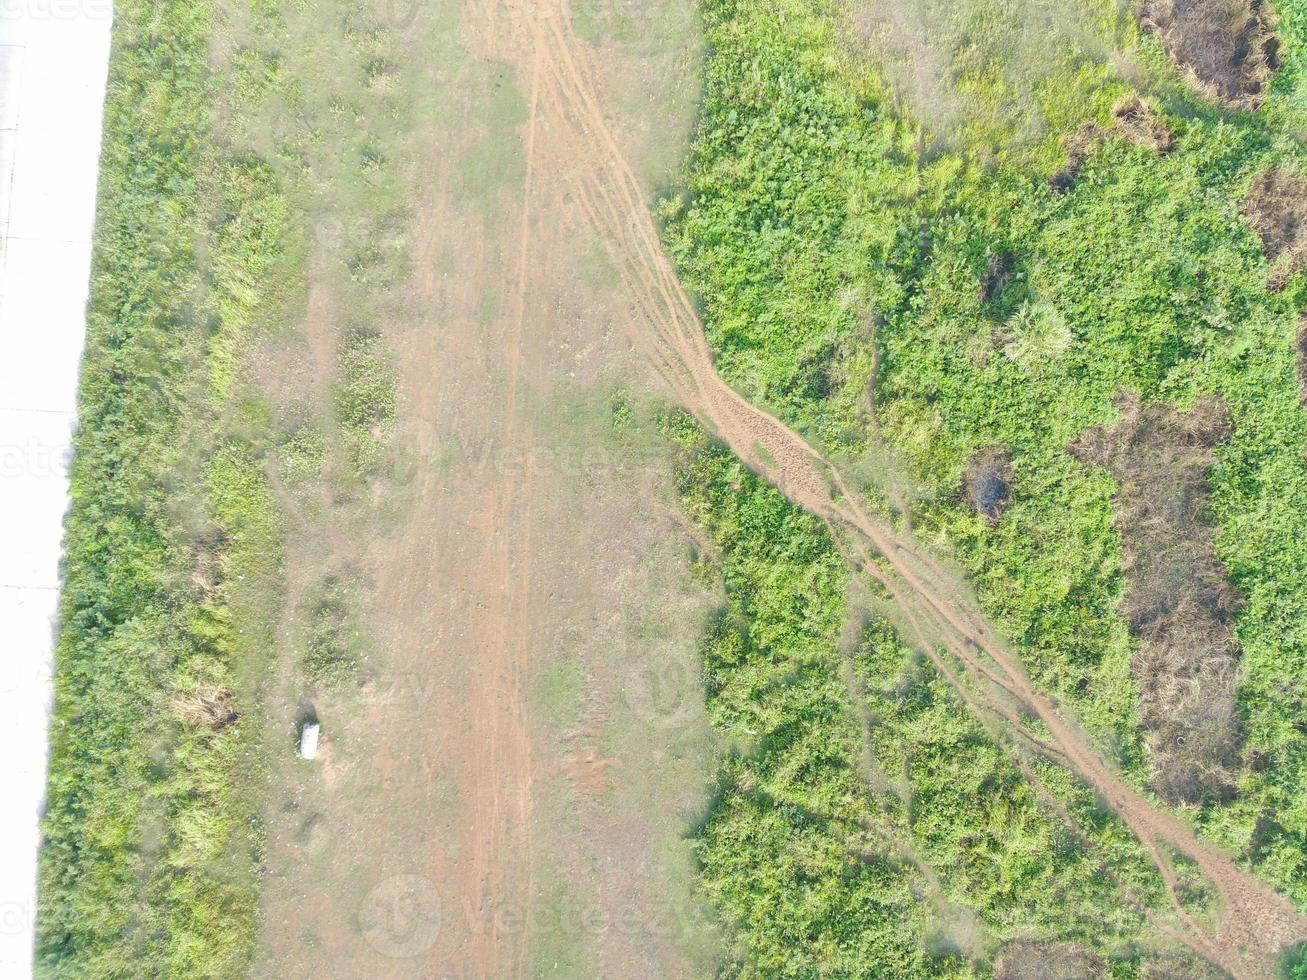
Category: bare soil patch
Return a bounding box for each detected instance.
[1070,391,1242,805]
[963,445,1013,522]
[1140,0,1282,110]
[251,2,716,978]
[171,682,239,732]
[1243,167,1307,292]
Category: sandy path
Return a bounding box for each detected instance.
[480,1,1307,975]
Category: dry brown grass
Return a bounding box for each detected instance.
[171,682,239,732]
[994,940,1106,979]
[1243,167,1307,292]
[1140,0,1282,110]
[1142,949,1231,978]
[1070,391,1243,805]
[1050,121,1109,194]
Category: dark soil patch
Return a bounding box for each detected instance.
[995,941,1105,979]
[1243,167,1307,292]
[1140,0,1282,110]
[963,446,1012,522]
[980,251,1017,302]
[1070,391,1243,805]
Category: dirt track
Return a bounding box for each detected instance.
[481,1,1307,975]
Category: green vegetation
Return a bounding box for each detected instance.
[856,620,1167,946]
[35,0,300,973]
[299,574,367,688]
[335,329,396,476]
[1162,844,1221,927]
[671,420,1193,975]
[664,0,1307,971]
[1281,941,1307,979]
[671,423,954,977]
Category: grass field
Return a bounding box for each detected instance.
[35,0,294,973]
[661,0,1307,973]
[669,417,1203,975]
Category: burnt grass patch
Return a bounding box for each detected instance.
[980,251,1017,303]
[1070,391,1243,805]
[1050,96,1176,194]
[964,446,1012,522]
[1243,167,1307,292]
[1140,0,1282,110]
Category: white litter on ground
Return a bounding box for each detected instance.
[0,1,112,975]
[299,722,321,760]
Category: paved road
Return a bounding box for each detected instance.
[0,2,110,974]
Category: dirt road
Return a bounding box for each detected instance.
[254,1,715,976]
[481,0,1307,975]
